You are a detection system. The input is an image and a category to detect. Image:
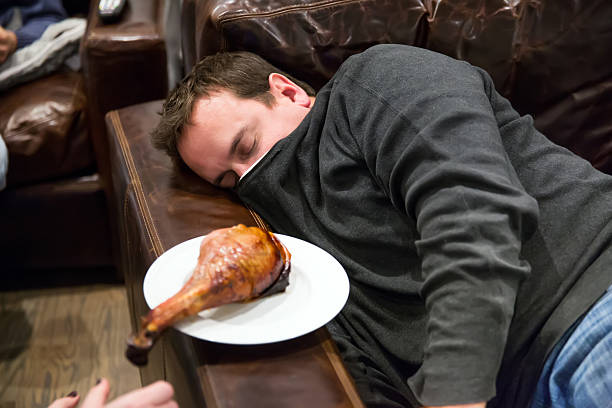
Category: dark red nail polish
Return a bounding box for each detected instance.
[66,391,77,397]
[95,378,101,385]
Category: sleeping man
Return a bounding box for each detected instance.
[150,45,612,408]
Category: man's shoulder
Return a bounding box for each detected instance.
[351,43,438,60]
[342,44,460,72]
[333,44,483,96]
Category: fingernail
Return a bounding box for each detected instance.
[66,391,78,397]
[95,378,102,385]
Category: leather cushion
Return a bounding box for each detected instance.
[0,69,94,187]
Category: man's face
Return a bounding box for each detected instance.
[178,74,313,189]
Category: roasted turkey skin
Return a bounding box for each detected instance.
[126,224,291,365]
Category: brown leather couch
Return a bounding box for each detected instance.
[103,0,612,407]
[180,0,612,174]
[0,0,167,275]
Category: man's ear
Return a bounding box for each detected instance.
[268,73,312,107]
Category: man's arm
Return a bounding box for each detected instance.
[340,44,539,406]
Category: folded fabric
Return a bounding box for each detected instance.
[0,17,85,92]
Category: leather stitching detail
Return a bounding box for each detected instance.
[110,110,164,257]
[317,329,367,407]
[218,0,371,23]
[246,205,270,231]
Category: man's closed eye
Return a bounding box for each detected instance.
[238,134,258,160]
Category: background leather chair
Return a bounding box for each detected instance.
[0,0,168,277]
[0,0,108,274]
[102,1,612,407]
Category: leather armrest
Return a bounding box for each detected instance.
[82,0,168,192]
[105,100,365,408]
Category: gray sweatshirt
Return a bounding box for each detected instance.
[237,44,612,407]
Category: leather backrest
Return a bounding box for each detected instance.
[182,0,428,90]
[181,0,612,174]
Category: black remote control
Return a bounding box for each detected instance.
[98,0,127,24]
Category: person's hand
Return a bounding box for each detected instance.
[423,403,486,408]
[48,392,79,408]
[0,26,18,64]
[48,378,177,408]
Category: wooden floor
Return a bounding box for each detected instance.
[0,283,141,408]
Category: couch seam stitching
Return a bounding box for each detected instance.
[218,0,373,24]
[316,329,366,407]
[110,110,164,257]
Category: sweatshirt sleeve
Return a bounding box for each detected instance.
[335,45,539,406]
[14,0,66,48]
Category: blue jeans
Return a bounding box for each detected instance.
[530,284,612,408]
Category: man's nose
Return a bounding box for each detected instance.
[233,163,250,178]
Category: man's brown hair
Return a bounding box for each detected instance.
[151,51,315,160]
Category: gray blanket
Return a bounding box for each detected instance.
[0,17,85,92]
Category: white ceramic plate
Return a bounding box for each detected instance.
[143,233,349,345]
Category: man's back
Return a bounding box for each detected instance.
[490,73,612,406]
[237,44,612,407]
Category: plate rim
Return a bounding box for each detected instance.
[142,232,349,345]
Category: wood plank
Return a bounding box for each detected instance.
[0,284,140,408]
